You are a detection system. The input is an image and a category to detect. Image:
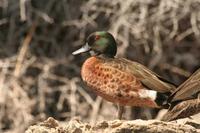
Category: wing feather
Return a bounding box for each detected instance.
[103,57,176,93]
[169,68,200,102]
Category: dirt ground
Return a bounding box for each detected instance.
[25,117,200,133]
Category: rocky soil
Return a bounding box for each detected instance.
[26,117,200,133]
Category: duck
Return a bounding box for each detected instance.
[162,68,200,121]
[72,31,176,119]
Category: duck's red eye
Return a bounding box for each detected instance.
[95,35,100,40]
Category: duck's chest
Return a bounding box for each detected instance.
[81,57,126,88]
[81,57,103,83]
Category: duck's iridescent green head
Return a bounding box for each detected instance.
[72,31,117,57]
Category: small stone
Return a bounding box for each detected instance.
[40,117,59,128]
[94,121,109,129]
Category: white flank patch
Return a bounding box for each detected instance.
[148,90,157,100]
[139,90,157,100]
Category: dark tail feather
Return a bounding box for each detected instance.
[157,76,178,88]
[155,92,171,109]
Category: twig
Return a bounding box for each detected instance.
[0,18,8,26]
[20,0,26,21]
[70,78,78,117]
[160,63,191,77]
[13,23,36,77]
[90,97,102,124]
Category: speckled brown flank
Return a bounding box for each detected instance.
[81,56,158,107]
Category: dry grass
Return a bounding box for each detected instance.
[0,0,200,132]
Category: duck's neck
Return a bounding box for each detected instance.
[89,51,115,58]
[97,54,115,59]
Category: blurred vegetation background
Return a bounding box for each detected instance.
[0,0,200,132]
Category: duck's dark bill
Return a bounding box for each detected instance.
[72,43,91,55]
